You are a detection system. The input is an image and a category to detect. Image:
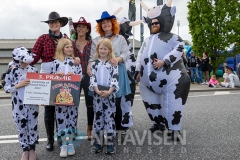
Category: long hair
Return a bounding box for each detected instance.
[93,38,115,60]
[75,24,92,41]
[55,38,75,61]
[95,19,120,37]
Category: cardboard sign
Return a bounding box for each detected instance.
[23,73,81,106]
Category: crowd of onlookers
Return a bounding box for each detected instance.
[182,51,240,89]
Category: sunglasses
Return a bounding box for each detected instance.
[151,22,160,26]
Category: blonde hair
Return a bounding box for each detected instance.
[55,38,75,61]
[211,74,216,79]
[93,38,115,60]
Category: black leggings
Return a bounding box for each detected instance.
[80,74,94,125]
[44,105,55,121]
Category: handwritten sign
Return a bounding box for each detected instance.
[23,73,81,106]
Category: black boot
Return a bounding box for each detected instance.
[149,124,165,133]
[45,119,54,151]
[105,133,115,154]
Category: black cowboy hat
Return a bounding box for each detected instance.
[41,11,68,27]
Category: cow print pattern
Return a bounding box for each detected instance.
[136,32,190,130]
[89,60,119,134]
[55,106,78,136]
[4,65,39,149]
[50,57,82,137]
[51,57,82,76]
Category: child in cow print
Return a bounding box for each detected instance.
[89,38,119,154]
[4,46,39,160]
[50,38,82,158]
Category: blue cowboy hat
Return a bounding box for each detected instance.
[96,11,116,23]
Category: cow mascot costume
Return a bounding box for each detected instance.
[136,0,190,140]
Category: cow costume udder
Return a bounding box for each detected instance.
[136,0,190,134]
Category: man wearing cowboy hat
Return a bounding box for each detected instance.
[30,11,80,152]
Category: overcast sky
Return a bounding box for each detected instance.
[0,0,191,42]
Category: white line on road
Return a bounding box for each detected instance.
[0,135,18,139]
[0,136,88,144]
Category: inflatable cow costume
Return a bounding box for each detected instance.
[136,0,190,140]
[116,17,142,132]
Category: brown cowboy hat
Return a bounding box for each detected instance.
[72,17,91,33]
[41,11,68,27]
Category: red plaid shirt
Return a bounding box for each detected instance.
[73,41,92,75]
[30,34,57,65]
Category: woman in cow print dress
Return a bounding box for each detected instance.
[89,38,119,154]
[50,38,82,158]
[4,46,39,160]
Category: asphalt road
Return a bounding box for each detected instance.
[0,91,240,160]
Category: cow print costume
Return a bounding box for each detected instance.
[89,59,119,137]
[50,57,82,138]
[136,1,190,135]
[4,46,39,150]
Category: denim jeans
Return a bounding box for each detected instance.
[198,68,203,83]
[190,67,199,83]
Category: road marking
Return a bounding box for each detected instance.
[0,136,88,144]
[214,91,230,95]
[0,135,18,139]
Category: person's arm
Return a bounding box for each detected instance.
[228,74,235,88]
[118,35,130,63]
[30,35,44,66]
[163,39,185,68]
[88,61,97,92]
[87,38,98,76]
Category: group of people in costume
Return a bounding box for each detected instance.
[4,0,190,159]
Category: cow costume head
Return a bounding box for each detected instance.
[118,17,143,40]
[140,0,176,33]
[12,46,35,64]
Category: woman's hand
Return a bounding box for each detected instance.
[110,58,119,66]
[153,59,165,70]
[136,72,141,82]
[74,57,81,66]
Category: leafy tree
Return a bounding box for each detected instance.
[187,0,240,74]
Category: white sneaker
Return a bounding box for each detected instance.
[67,144,75,156]
[60,145,68,158]
[202,82,206,84]
[206,82,208,85]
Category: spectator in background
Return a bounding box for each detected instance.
[201,51,210,84]
[220,67,230,87]
[197,57,203,83]
[222,61,227,74]
[208,74,221,88]
[182,51,188,69]
[225,66,240,88]
[236,63,240,79]
[188,52,200,84]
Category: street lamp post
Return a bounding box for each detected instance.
[177,20,180,36]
